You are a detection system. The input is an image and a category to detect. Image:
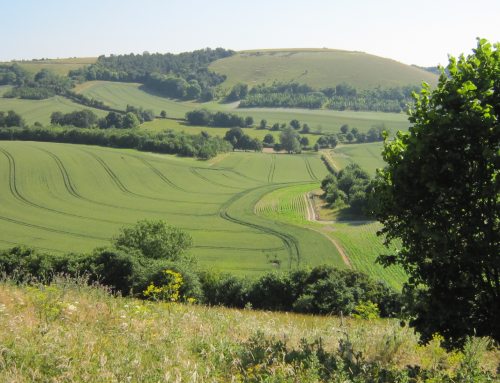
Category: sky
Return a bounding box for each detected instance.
[1,0,499,66]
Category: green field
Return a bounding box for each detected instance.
[330,142,386,175]
[0,141,345,275]
[0,86,106,125]
[210,49,438,90]
[3,57,97,75]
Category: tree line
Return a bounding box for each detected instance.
[185,109,254,127]
[238,81,420,112]
[0,126,231,159]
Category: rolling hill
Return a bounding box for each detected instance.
[209,48,439,89]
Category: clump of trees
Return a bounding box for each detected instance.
[0,110,24,127]
[50,105,155,129]
[3,69,72,100]
[69,48,234,101]
[321,163,372,214]
[369,39,500,347]
[224,127,262,151]
[185,109,254,128]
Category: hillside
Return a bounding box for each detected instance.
[0,280,497,382]
[0,141,348,276]
[209,48,439,89]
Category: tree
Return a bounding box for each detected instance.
[122,112,140,129]
[279,127,301,153]
[290,119,301,130]
[259,119,267,129]
[300,137,309,147]
[340,124,349,134]
[301,123,310,134]
[160,110,167,118]
[263,133,275,145]
[370,39,500,347]
[244,116,254,127]
[185,109,211,126]
[113,219,192,261]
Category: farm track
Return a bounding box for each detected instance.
[218,184,301,269]
[303,156,318,180]
[193,245,285,252]
[267,154,276,183]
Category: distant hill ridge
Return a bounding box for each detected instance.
[210,48,439,90]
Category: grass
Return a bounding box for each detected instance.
[209,49,438,90]
[0,86,106,125]
[330,142,387,175]
[0,141,339,276]
[3,57,97,75]
[0,279,497,382]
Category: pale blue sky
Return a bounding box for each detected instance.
[2,0,499,66]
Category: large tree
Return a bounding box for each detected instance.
[370,39,499,347]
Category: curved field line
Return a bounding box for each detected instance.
[267,154,276,183]
[303,156,318,180]
[0,215,108,241]
[193,245,285,252]
[0,147,126,224]
[189,168,246,190]
[0,239,64,254]
[218,184,301,269]
[79,149,218,215]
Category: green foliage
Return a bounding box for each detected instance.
[370,39,500,347]
[185,109,254,128]
[50,109,99,128]
[321,163,371,214]
[279,126,301,153]
[113,219,192,261]
[0,110,24,127]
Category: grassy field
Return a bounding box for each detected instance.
[210,49,438,90]
[0,86,106,125]
[0,141,343,275]
[3,57,97,75]
[2,280,496,382]
[330,142,386,175]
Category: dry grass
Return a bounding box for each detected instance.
[0,279,497,382]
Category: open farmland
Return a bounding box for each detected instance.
[209,49,438,89]
[0,86,106,125]
[0,141,344,275]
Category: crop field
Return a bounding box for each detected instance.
[0,87,106,125]
[330,142,386,175]
[0,141,345,275]
[209,49,438,89]
[3,57,97,75]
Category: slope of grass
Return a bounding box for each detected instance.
[1,280,497,382]
[330,142,386,175]
[3,57,97,75]
[210,49,439,89]
[0,90,106,125]
[0,141,338,275]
